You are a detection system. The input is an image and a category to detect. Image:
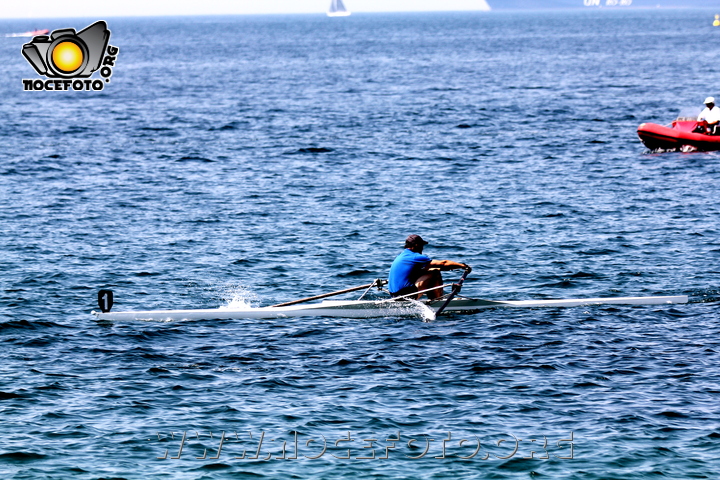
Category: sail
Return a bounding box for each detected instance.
[327,0,351,16]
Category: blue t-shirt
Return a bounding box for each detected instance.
[388,249,432,293]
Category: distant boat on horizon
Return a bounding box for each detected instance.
[327,0,351,17]
[5,28,49,38]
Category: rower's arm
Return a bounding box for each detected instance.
[428,259,471,271]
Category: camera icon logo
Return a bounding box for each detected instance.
[22,21,110,78]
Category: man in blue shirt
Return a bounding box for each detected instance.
[388,234,470,299]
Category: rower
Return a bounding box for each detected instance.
[388,234,470,300]
[697,97,720,134]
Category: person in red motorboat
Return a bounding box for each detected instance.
[696,97,720,134]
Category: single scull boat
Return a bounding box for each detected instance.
[92,279,688,322]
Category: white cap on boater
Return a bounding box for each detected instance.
[704,97,715,104]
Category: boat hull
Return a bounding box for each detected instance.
[92,295,688,321]
[638,121,720,151]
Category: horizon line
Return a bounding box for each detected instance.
[3,5,712,21]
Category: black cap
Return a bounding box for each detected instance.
[405,234,429,248]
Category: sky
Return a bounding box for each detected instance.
[1,0,493,19]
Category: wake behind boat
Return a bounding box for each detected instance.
[92,277,688,322]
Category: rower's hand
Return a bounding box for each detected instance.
[461,263,472,273]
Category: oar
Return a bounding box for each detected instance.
[270,279,387,308]
[432,267,472,317]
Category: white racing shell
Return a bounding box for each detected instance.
[92,295,689,322]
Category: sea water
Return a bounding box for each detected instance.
[1,9,719,479]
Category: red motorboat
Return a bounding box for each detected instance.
[25,29,49,36]
[5,29,49,38]
[637,117,720,152]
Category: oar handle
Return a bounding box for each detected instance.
[433,267,472,317]
[452,266,472,294]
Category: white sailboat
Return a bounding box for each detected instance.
[327,0,351,17]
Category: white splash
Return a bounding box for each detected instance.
[405,298,437,322]
[216,284,260,310]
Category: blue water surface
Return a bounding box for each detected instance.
[1,9,719,479]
